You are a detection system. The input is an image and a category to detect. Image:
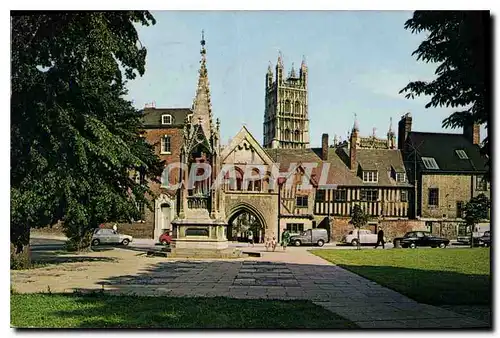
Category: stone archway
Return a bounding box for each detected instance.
[226,202,268,243]
[154,194,176,241]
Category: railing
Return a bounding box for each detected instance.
[187,196,209,209]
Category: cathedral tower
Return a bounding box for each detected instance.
[263,54,310,149]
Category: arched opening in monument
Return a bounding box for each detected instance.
[227,208,265,243]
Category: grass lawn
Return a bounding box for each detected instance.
[311,248,490,306]
[11,293,357,329]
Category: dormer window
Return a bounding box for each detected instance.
[396,172,406,183]
[421,157,440,170]
[161,114,172,125]
[455,149,468,159]
[362,170,378,183]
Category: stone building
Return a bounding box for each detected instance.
[263,54,310,149]
[398,113,490,238]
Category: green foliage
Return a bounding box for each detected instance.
[349,204,369,250]
[10,294,358,328]
[400,11,490,178]
[10,243,31,270]
[11,12,163,252]
[464,193,490,248]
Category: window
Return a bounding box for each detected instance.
[421,157,440,170]
[161,114,172,125]
[455,149,468,159]
[286,223,304,233]
[315,190,326,202]
[428,188,439,206]
[362,170,378,183]
[360,189,378,202]
[296,196,308,208]
[161,135,171,153]
[396,172,406,183]
[476,176,487,191]
[456,201,465,218]
[334,189,347,201]
[400,190,408,202]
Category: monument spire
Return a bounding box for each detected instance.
[191,29,213,139]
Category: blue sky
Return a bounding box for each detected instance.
[126,11,481,147]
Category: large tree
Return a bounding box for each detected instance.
[11,12,164,261]
[464,194,490,248]
[349,204,369,250]
[400,11,490,179]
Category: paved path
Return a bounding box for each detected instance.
[14,246,489,329]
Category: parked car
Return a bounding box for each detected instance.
[159,230,173,245]
[342,229,378,246]
[457,223,490,244]
[290,228,328,247]
[395,231,449,249]
[91,228,133,246]
[478,231,491,247]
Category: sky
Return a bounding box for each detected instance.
[126,11,483,147]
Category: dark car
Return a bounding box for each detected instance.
[479,231,491,247]
[395,231,450,249]
[159,230,172,245]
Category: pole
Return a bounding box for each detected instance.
[277,182,281,243]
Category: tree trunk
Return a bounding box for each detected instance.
[357,229,361,250]
[10,224,31,269]
[470,223,475,248]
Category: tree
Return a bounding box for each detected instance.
[464,194,490,248]
[400,11,490,180]
[11,12,163,262]
[349,204,369,250]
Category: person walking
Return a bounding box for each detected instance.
[112,223,118,233]
[374,227,385,249]
[247,229,254,247]
[281,229,291,251]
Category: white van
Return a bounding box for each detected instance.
[457,223,490,244]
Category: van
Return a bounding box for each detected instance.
[457,223,490,244]
[289,228,328,247]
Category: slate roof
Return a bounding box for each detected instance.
[406,132,487,173]
[264,147,411,188]
[142,107,192,128]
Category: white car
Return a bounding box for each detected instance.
[342,229,378,246]
[91,228,133,246]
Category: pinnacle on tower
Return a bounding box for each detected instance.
[277,51,284,68]
[352,113,359,132]
[388,117,395,135]
[301,55,307,70]
[267,61,273,74]
[289,62,296,78]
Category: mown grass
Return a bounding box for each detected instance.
[311,248,491,305]
[11,293,358,329]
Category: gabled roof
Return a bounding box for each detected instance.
[407,132,487,173]
[142,107,192,128]
[264,147,411,188]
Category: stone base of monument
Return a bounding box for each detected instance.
[169,216,243,258]
[168,247,245,259]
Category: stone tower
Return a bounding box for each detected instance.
[263,54,310,149]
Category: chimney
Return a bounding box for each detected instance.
[464,123,480,145]
[349,129,358,170]
[398,113,413,150]
[321,134,329,160]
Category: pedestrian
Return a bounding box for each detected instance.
[271,236,277,251]
[281,229,291,251]
[247,229,254,247]
[374,227,385,249]
[112,223,118,234]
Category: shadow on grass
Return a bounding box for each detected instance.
[30,249,117,266]
[335,264,491,306]
[11,292,357,329]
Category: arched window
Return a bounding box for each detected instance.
[295,130,300,142]
[247,168,262,192]
[294,101,301,115]
[285,129,291,141]
[284,100,291,114]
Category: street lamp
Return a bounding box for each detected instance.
[277,177,286,243]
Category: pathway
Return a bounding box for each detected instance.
[12,247,489,329]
